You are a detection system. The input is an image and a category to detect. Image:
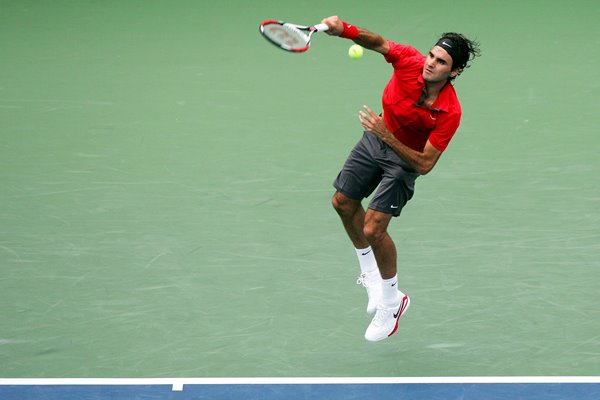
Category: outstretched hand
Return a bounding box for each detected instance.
[359,105,392,141]
[320,16,344,36]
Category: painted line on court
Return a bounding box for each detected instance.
[1,376,600,391]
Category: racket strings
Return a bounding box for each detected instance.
[263,23,309,50]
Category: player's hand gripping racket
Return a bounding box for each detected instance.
[259,20,329,53]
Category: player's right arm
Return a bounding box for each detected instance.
[321,16,389,55]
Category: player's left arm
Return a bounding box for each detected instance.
[321,16,389,54]
[359,105,442,175]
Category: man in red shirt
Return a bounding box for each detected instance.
[322,16,480,342]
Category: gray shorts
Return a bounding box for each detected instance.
[333,132,419,217]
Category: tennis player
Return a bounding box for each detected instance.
[322,16,480,342]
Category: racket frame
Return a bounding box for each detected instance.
[259,20,329,53]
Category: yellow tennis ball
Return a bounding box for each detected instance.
[348,44,363,60]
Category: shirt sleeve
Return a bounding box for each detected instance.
[428,111,461,152]
[384,41,425,69]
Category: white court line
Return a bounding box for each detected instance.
[1,377,600,392]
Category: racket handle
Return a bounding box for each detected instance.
[313,23,329,32]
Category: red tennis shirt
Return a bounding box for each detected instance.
[382,41,461,152]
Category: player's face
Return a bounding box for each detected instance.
[422,46,458,83]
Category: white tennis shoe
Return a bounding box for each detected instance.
[356,270,382,315]
[364,293,410,342]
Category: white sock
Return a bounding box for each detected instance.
[381,275,404,306]
[355,246,378,274]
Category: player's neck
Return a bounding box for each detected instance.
[423,80,447,107]
[425,80,447,97]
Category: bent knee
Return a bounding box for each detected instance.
[363,223,386,243]
[363,212,391,243]
[332,191,359,214]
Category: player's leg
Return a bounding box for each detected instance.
[332,192,381,314]
[362,210,411,341]
[332,191,382,314]
[362,143,416,341]
[363,210,410,342]
[363,209,396,279]
[331,191,368,249]
[332,133,385,314]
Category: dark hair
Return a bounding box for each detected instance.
[436,32,481,80]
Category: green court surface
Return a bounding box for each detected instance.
[1,0,599,378]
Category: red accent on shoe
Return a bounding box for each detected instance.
[388,295,410,337]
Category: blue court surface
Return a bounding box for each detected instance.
[1,378,599,400]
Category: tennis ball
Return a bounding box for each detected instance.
[348,44,363,60]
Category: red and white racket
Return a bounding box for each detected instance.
[259,20,329,53]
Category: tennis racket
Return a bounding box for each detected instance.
[259,20,329,53]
